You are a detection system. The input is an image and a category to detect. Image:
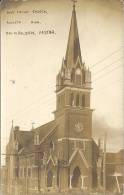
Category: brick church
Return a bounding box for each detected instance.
[5,2,124,195]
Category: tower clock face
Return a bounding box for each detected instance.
[75,122,84,133]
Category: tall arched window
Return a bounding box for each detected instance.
[82,94,85,107]
[76,94,79,106]
[34,134,40,145]
[75,68,81,85]
[71,69,75,83]
[50,141,54,151]
[70,93,74,106]
[47,170,53,187]
[62,94,65,107]
[71,167,81,188]
[57,96,60,109]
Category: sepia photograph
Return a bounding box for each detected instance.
[1,0,124,194]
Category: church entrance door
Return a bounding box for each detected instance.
[71,167,82,188]
[47,170,53,187]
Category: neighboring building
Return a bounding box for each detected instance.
[5,3,124,195]
[0,166,7,194]
[105,150,124,194]
[1,166,7,183]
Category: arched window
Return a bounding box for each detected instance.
[58,96,60,108]
[82,95,85,107]
[50,141,54,150]
[71,167,81,188]
[70,93,74,106]
[61,71,64,77]
[75,68,81,85]
[62,94,65,107]
[34,134,40,145]
[61,77,64,87]
[76,94,79,106]
[47,170,53,187]
[43,152,47,165]
[71,69,75,83]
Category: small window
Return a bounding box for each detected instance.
[71,69,75,83]
[19,168,23,177]
[24,167,27,177]
[62,94,65,107]
[15,141,18,150]
[57,96,61,108]
[75,68,82,85]
[76,94,79,106]
[43,152,47,165]
[61,77,64,86]
[73,141,80,149]
[28,167,31,177]
[14,168,18,178]
[50,141,54,150]
[71,74,73,82]
[76,68,81,75]
[32,167,38,178]
[34,134,40,145]
[74,141,77,149]
[82,95,85,107]
[70,93,74,106]
[61,71,64,77]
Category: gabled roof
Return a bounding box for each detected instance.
[69,149,90,169]
[6,128,34,154]
[16,120,56,155]
[65,5,82,68]
[15,130,33,147]
[47,154,57,166]
[32,120,56,140]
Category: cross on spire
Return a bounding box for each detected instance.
[71,0,77,8]
[32,122,35,129]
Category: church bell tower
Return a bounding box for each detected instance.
[55,3,93,140]
[53,3,94,190]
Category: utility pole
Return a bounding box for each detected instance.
[25,156,28,195]
[103,132,107,195]
[37,152,41,192]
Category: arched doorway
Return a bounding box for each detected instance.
[47,170,53,187]
[71,167,82,188]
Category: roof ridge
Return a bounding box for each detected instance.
[33,120,55,131]
[40,125,58,144]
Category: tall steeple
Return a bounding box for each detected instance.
[65,3,82,68]
[56,1,91,93]
[55,1,92,141]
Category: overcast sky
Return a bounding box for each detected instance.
[1,0,124,164]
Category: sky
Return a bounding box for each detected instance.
[1,0,124,165]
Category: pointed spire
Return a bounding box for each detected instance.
[11,120,14,130]
[65,1,82,68]
[12,120,13,128]
[32,122,35,130]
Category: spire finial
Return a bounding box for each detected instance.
[32,122,35,129]
[12,120,14,128]
[71,0,77,9]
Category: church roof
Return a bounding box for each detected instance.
[16,120,56,155]
[15,130,33,147]
[65,5,82,68]
[5,120,56,155]
[106,150,124,164]
[106,150,124,177]
[32,120,56,140]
